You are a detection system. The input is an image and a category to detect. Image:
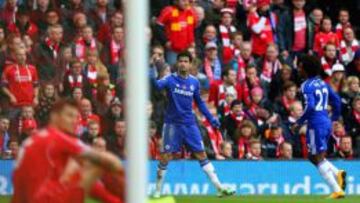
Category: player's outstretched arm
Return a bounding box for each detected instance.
[327,84,341,121]
[149,67,169,91]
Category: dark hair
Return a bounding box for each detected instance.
[298,55,321,77]
[230,99,242,109]
[177,51,193,62]
[51,98,79,113]
[221,68,234,79]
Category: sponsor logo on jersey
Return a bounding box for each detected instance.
[174,87,194,97]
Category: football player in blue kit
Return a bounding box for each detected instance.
[150,52,235,198]
[296,55,346,199]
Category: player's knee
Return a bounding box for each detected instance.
[194,152,207,160]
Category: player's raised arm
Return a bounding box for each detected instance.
[297,84,316,125]
[149,66,169,91]
[326,84,342,121]
[193,80,220,128]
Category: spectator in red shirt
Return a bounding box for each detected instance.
[247,0,277,56]
[97,11,124,44]
[208,68,242,107]
[7,6,39,41]
[0,0,18,26]
[313,17,339,57]
[1,48,39,111]
[156,0,197,64]
[335,9,351,41]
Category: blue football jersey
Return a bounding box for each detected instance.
[297,77,341,126]
[152,73,214,125]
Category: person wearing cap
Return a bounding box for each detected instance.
[328,63,346,93]
[156,0,197,65]
[202,41,222,82]
[247,0,278,56]
[219,8,236,64]
[7,6,39,40]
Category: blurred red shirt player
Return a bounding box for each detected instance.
[11,99,123,203]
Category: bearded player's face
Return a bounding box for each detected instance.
[56,106,80,136]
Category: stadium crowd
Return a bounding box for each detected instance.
[0,0,359,161]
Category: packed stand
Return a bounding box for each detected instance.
[0,0,358,161]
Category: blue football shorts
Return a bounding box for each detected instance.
[161,123,205,153]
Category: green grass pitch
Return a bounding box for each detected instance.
[1,195,360,203]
